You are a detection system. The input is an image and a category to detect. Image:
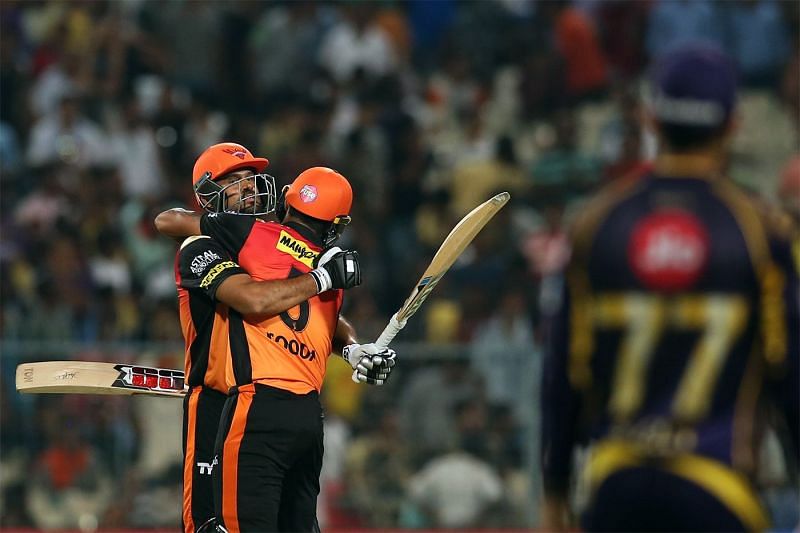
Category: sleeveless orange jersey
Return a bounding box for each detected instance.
[199,214,344,394]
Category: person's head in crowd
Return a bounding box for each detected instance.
[553,110,578,151]
[453,398,489,459]
[647,43,738,156]
[58,90,83,127]
[496,135,517,165]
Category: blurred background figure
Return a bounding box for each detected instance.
[1,0,797,530]
[541,43,798,532]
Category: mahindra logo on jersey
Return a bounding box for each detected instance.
[628,210,709,291]
[276,231,318,267]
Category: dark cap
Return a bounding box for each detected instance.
[649,43,737,128]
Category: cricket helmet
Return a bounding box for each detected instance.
[277,167,353,246]
[192,142,276,215]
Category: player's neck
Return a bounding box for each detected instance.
[654,151,724,180]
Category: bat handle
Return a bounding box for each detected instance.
[374,313,407,349]
[351,313,407,384]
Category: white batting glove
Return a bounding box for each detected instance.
[341,343,397,386]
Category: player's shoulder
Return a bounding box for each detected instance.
[715,180,794,238]
[180,235,212,251]
[569,172,645,242]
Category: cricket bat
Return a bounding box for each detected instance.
[374,191,511,349]
[16,361,186,398]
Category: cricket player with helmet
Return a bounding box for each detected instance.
[157,163,396,532]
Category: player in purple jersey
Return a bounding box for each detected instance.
[540,43,798,532]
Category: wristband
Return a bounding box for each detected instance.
[309,268,332,293]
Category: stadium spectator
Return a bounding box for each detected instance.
[345,406,412,527]
[545,1,609,102]
[728,0,792,89]
[318,3,398,84]
[26,423,112,530]
[645,0,726,58]
[27,91,111,169]
[406,399,503,528]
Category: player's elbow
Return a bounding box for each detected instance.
[154,208,199,239]
[231,291,265,316]
[154,210,178,236]
[223,282,277,317]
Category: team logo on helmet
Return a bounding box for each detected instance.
[299,184,318,203]
[222,147,247,159]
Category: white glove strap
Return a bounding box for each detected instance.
[340,344,360,369]
[309,268,332,293]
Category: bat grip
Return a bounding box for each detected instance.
[375,313,407,349]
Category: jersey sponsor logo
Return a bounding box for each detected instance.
[276,230,318,267]
[299,184,317,203]
[200,261,238,288]
[265,331,317,361]
[628,210,709,291]
[197,455,218,475]
[191,250,222,275]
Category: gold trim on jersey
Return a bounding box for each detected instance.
[200,261,238,288]
[586,439,769,532]
[731,348,763,474]
[567,268,594,390]
[714,183,788,367]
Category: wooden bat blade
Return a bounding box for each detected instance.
[374,192,510,349]
[16,361,186,398]
[396,191,510,322]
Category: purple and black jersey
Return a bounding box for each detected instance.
[541,173,798,530]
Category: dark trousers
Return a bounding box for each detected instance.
[583,466,756,532]
[213,383,323,533]
[183,386,228,533]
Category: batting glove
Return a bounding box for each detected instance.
[341,343,397,386]
[310,247,361,292]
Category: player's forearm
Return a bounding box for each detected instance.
[154,208,202,239]
[217,274,319,317]
[333,315,357,354]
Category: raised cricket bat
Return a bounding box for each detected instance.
[375,191,511,349]
[16,361,186,398]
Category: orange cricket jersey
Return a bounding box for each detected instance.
[200,214,344,394]
[174,236,248,394]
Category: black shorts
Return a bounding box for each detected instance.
[213,383,324,533]
[183,386,228,533]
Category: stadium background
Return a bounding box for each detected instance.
[0,0,797,530]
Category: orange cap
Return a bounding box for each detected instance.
[192,142,269,185]
[285,167,353,222]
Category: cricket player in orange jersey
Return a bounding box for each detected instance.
[157,165,396,532]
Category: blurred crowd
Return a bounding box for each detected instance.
[1,0,798,529]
